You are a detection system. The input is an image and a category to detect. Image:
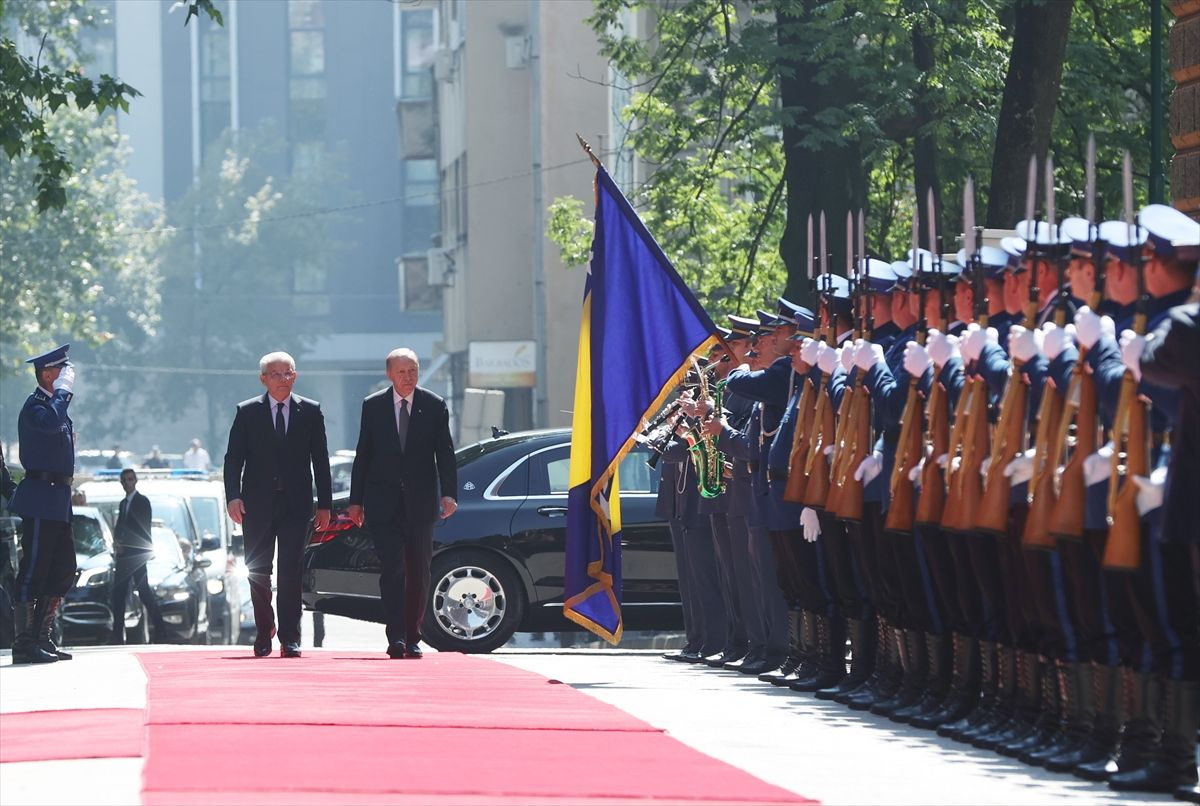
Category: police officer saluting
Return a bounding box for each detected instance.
[8,344,78,664]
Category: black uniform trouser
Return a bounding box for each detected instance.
[1057,532,1119,665]
[995,506,1036,652]
[779,528,830,615]
[860,502,905,626]
[110,556,163,642]
[709,513,747,652]
[243,492,310,645]
[882,524,939,634]
[917,525,961,634]
[1124,525,1200,681]
[370,499,436,647]
[945,532,985,638]
[16,517,75,603]
[965,531,1006,643]
[819,512,868,621]
[1021,546,1075,661]
[669,516,726,655]
[729,515,768,653]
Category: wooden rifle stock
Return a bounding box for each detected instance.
[975,362,1029,535]
[783,376,817,503]
[1048,348,1098,540]
[1021,374,1066,549]
[952,378,990,532]
[884,376,922,533]
[915,378,949,526]
[802,373,835,508]
[1103,371,1147,571]
[834,382,871,521]
[823,380,856,514]
[940,374,975,532]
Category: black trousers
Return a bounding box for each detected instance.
[16,517,75,602]
[819,512,868,621]
[966,531,1007,644]
[370,499,435,647]
[243,492,309,645]
[110,556,162,643]
[1124,528,1200,681]
[777,529,830,615]
[710,514,747,652]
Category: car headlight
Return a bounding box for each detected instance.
[206,578,224,596]
[171,591,191,601]
[76,567,110,587]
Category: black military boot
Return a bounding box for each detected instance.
[842,619,900,709]
[761,609,802,684]
[960,643,1017,743]
[1023,659,1079,766]
[936,638,993,738]
[1078,669,1160,781]
[36,596,72,660]
[1110,677,1199,794]
[974,649,1039,750]
[872,629,928,717]
[11,601,58,665]
[891,631,949,724]
[1048,662,1119,773]
[786,611,821,684]
[999,655,1060,757]
[914,633,980,730]
[816,616,875,700]
[790,613,844,693]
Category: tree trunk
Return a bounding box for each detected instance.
[776,0,868,308]
[912,9,940,253]
[985,0,1074,228]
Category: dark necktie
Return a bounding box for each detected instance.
[275,402,286,439]
[397,399,409,451]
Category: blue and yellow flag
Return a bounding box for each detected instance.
[563,163,719,644]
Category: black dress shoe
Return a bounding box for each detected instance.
[386,641,407,659]
[280,642,301,658]
[253,627,277,658]
[405,642,423,659]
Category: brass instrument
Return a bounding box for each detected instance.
[688,358,728,499]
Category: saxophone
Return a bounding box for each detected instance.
[689,359,728,499]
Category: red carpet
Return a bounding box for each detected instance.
[139,650,815,805]
[0,708,144,763]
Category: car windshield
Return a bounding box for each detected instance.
[148,497,196,544]
[148,527,185,577]
[72,514,108,558]
[188,496,223,541]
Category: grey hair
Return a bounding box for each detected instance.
[259,351,297,374]
[385,347,419,369]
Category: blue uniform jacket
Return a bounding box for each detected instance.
[9,387,75,523]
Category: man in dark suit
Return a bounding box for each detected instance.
[347,347,457,659]
[109,469,163,644]
[224,351,332,658]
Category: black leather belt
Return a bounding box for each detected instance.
[25,470,73,486]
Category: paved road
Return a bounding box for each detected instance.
[0,616,1180,805]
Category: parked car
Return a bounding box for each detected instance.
[302,428,681,653]
[63,505,156,645]
[146,523,212,643]
[77,470,242,643]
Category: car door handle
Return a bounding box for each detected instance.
[536,506,568,517]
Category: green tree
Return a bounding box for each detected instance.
[147,121,345,451]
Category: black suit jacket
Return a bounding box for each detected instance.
[224,393,333,519]
[349,386,456,526]
[114,491,152,556]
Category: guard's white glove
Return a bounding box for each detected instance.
[800,507,822,542]
[908,457,925,486]
[52,364,75,394]
[839,343,855,371]
[800,337,820,366]
[1009,325,1044,363]
[935,453,949,469]
[1043,322,1076,360]
[962,323,999,362]
[1003,449,1036,486]
[818,344,841,375]
[1119,329,1145,381]
[823,444,835,457]
[855,451,883,484]
[1083,443,1113,486]
[980,456,992,479]
[1074,306,1115,349]
[903,341,932,377]
[927,330,961,368]
[855,341,885,371]
[1131,466,1167,516]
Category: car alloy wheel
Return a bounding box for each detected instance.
[425,549,525,653]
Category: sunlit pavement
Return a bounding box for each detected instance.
[0,615,1180,806]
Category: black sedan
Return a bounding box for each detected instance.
[146,525,212,643]
[61,506,147,645]
[303,428,681,652]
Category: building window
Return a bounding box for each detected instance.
[198,12,231,159]
[287,0,326,173]
[405,159,437,208]
[400,9,435,99]
[441,155,467,247]
[399,255,442,312]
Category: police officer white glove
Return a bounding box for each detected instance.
[855,451,883,484]
[1074,306,1115,349]
[800,337,820,366]
[1083,443,1113,486]
[1003,448,1036,486]
[1043,322,1076,361]
[1119,329,1145,382]
[53,364,75,394]
[855,340,886,372]
[903,341,932,377]
[839,342,855,371]
[962,323,999,362]
[928,330,962,368]
[935,453,949,469]
[1009,324,1044,363]
[800,507,822,542]
[908,457,925,486]
[818,344,840,375]
[979,455,991,479]
[1131,466,1167,516]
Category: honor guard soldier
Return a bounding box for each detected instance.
[8,344,78,664]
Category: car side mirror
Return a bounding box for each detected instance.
[195,556,212,569]
[199,532,221,552]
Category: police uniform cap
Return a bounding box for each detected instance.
[858,258,899,293]
[788,305,817,338]
[1139,204,1200,262]
[25,344,71,371]
[1058,216,1098,259]
[756,309,785,330]
[1098,220,1147,264]
[905,248,937,273]
[955,246,1008,281]
[727,314,759,335]
[814,273,851,297]
[999,236,1027,273]
[716,326,733,339]
[889,260,914,291]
